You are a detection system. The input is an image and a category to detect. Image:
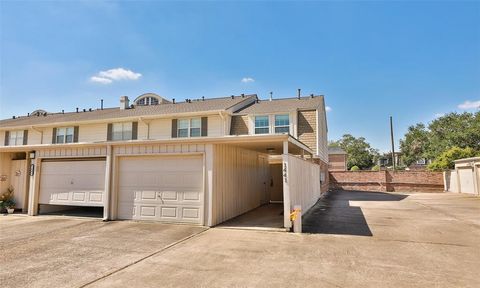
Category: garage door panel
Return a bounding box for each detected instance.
[39,160,106,206]
[118,156,203,224]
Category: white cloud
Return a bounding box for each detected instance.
[325,106,332,112]
[458,100,480,110]
[90,76,113,84]
[90,68,142,84]
[241,77,255,83]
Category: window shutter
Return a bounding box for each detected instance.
[171,119,178,138]
[201,117,208,137]
[107,124,113,141]
[132,122,138,140]
[73,126,79,143]
[4,131,9,146]
[23,130,28,145]
[52,128,57,144]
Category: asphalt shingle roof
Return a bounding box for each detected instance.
[233,95,324,114]
[0,94,256,128]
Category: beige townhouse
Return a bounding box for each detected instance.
[0,92,328,229]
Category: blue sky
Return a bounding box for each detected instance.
[1,1,479,152]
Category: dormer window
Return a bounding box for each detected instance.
[136,97,159,106]
[133,93,170,106]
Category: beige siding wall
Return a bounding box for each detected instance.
[28,130,43,145]
[317,109,328,162]
[0,153,12,193]
[285,154,321,217]
[297,110,317,154]
[36,146,107,158]
[78,123,107,143]
[148,119,171,139]
[211,144,268,226]
[208,115,224,137]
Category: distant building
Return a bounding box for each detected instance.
[328,147,347,171]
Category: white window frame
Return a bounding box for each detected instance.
[55,127,74,144]
[177,118,201,138]
[112,122,133,141]
[274,114,290,134]
[254,116,270,134]
[252,114,291,135]
[8,130,24,146]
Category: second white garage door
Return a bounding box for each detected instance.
[117,155,204,224]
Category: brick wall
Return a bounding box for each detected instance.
[330,171,444,192]
[230,115,249,135]
[297,110,317,154]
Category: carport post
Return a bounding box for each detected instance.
[282,140,292,229]
[27,156,40,216]
[103,146,113,220]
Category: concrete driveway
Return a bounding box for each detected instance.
[2,191,479,288]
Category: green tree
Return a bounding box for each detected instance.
[427,112,480,159]
[331,134,379,170]
[428,147,477,171]
[399,123,429,166]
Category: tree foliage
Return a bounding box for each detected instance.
[427,147,478,171]
[330,134,379,170]
[400,112,480,165]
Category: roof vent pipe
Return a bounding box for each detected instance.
[241,93,245,98]
[76,108,79,113]
[310,94,314,98]
[172,98,175,104]
[202,96,205,101]
[28,113,30,117]
[269,92,273,101]
[101,99,104,110]
[231,95,235,99]
[12,116,16,119]
[62,110,64,114]
[297,89,301,99]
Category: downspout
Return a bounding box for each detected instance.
[31,126,43,144]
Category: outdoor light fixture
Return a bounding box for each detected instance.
[266,148,275,154]
[29,152,36,159]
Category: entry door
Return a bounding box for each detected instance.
[259,156,269,205]
[117,155,204,224]
[10,160,27,211]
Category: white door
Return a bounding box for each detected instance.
[10,160,27,210]
[117,155,204,224]
[458,167,475,195]
[39,159,106,206]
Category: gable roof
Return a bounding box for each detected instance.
[232,95,324,114]
[0,94,256,129]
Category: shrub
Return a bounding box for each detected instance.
[428,146,477,171]
[371,165,380,171]
[0,186,15,209]
[350,165,360,171]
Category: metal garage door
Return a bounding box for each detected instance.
[39,159,106,206]
[458,167,475,195]
[117,155,204,224]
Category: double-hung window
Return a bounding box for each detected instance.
[55,127,74,144]
[274,114,290,134]
[254,116,270,134]
[178,118,201,138]
[8,130,24,146]
[112,122,133,141]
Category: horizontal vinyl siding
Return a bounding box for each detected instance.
[207,115,223,137]
[211,144,267,226]
[78,123,107,143]
[148,119,171,140]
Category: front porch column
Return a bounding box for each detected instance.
[103,146,113,220]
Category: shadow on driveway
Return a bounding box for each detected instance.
[303,190,408,236]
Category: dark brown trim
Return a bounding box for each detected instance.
[73,126,79,143]
[201,117,208,137]
[52,128,57,144]
[4,131,9,146]
[107,124,113,141]
[23,130,28,145]
[132,122,138,140]
[171,119,178,138]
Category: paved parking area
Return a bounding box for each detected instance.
[2,191,479,288]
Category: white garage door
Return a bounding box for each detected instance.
[117,155,204,224]
[458,167,475,195]
[39,159,106,206]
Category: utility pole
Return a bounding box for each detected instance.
[390,116,396,170]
